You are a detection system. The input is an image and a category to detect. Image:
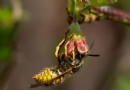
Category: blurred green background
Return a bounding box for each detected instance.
[0,0,130,90]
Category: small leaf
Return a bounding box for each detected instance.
[89,0,118,6]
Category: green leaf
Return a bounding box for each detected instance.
[67,0,75,16]
[89,0,118,6]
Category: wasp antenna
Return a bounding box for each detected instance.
[90,38,94,50]
[87,54,100,57]
[29,83,41,88]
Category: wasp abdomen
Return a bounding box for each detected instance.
[32,68,65,86]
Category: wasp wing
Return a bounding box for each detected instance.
[51,67,73,81]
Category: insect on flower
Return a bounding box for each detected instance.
[55,22,99,63]
[30,0,102,87]
[55,22,88,62]
[29,22,99,88]
[30,0,130,88]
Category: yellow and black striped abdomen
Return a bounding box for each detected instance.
[32,68,65,86]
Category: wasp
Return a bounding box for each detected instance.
[29,22,99,88]
[29,57,84,87]
[29,52,99,88]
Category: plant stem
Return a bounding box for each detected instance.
[92,6,130,25]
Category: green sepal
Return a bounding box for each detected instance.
[67,22,83,36]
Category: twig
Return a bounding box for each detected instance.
[92,6,130,25]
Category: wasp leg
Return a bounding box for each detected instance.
[64,41,70,57]
[51,67,73,82]
[72,47,75,60]
[65,34,76,60]
[64,40,76,61]
[55,39,65,58]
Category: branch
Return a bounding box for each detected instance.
[92,6,130,25]
[68,6,130,25]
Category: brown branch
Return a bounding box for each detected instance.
[92,6,130,25]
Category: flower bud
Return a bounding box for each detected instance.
[55,22,89,62]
